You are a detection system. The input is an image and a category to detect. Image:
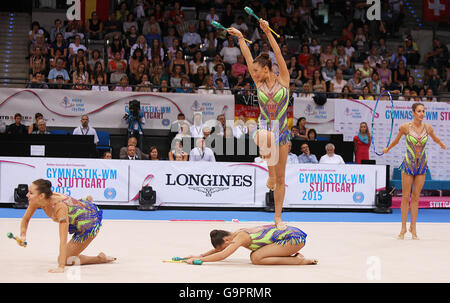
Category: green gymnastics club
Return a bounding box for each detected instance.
[7,232,27,247]
[162,257,203,265]
[211,21,252,44]
[244,6,280,38]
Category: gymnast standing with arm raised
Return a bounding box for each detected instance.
[383,103,446,239]
[18,179,115,273]
[228,19,291,230]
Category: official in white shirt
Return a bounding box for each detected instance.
[286,141,299,164]
[189,138,216,162]
[319,143,345,164]
[72,115,99,144]
[190,112,204,138]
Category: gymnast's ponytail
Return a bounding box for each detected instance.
[253,53,272,71]
[32,179,53,198]
[210,229,231,248]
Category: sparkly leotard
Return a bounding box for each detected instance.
[52,196,103,243]
[255,79,291,145]
[246,225,307,251]
[399,123,428,176]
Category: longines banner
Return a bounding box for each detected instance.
[0,88,234,130]
[0,157,386,209]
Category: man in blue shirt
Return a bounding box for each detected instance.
[298,143,318,164]
[48,57,70,85]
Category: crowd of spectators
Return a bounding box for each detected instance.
[26,0,449,100]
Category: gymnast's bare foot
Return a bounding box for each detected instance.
[296,255,318,265]
[98,252,116,263]
[409,227,419,240]
[397,228,407,240]
[275,217,287,230]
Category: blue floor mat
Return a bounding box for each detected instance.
[1,208,450,223]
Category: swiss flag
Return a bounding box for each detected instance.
[423,0,450,22]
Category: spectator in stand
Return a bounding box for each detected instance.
[367,46,383,69]
[50,33,68,61]
[158,79,171,93]
[120,137,147,159]
[91,73,109,91]
[344,39,355,62]
[358,59,373,82]
[424,88,437,102]
[169,1,185,25]
[358,85,374,100]
[298,142,318,163]
[191,65,207,88]
[72,115,99,144]
[73,75,88,90]
[296,117,309,140]
[125,25,139,51]
[48,58,70,85]
[29,48,46,78]
[231,16,249,37]
[50,75,68,89]
[347,70,365,95]
[103,12,122,41]
[136,74,153,92]
[320,44,336,68]
[201,30,218,57]
[307,129,317,141]
[85,11,103,40]
[115,1,129,23]
[336,45,353,76]
[214,78,231,95]
[130,35,149,58]
[28,21,44,44]
[377,60,392,88]
[88,49,105,74]
[330,69,347,95]
[122,13,138,34]
[368,71,382,95]
[304,57,320,82]
[286,141,299,164]
[290,126,301,139]
[28,113,43,134]
[377,37,389,59]
[145,26,162,51]
[170,50,189,76]
[6,113,28,135]
[30,34,49,57]
[424,38,449,76]
[28,72,48,89]
[114,75,132,91]
[354,27,368,62]
[182,23,202,56]
[319,143,345,164]
[175,76,193,93]
[143,14,162,36]
[230,54,249,84]
[32,119,50,135]
[103,151,113,159]
[309,38,321,58]
[72,60,89,86]
[169,139,188,161]
[389,46,407,70]
[189,138,216,162]
[129,63,147,86]
[353,122,371,164]
[220,36,242,71]
[208,53,224,76]
[205,7,220,30]
[426,68,441,96]
[65,19,85,41]
[129,48,148,76]
[341,21,354,43]
[288,56,304,89]
[213,63,230,89]
[393,59,410,90]
[108,35,126,60]
[321,59,336,83]
[198,75,216,94]
[189,51,207,76]
[151,65,169,88]
[71,48,88,73]
[108,51,127,73]
[170,64,184,90]
[341,85,352,99]
[404,76,420,94]
[404,35,420,66]
[50,19,65,44]
[311,70,327,93]
[148,146,160,160]
[68,35,87,59]
[220,4,234,28]
[125,145,141,160]
[398,88,412,101]
[90,61,107,86]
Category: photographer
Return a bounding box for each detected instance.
[124,100,145,151]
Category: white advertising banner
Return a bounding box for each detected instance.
[293,97,335,134]
[0,157,129,204]
[0,157,386,209]
[0,88,234,130]
[128,161,256,206]
[334,99,450,180]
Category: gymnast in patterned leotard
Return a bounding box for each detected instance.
[19,179,115,273]
[228,19,291,230]
[184,225,317,265]
[383,103,446,240]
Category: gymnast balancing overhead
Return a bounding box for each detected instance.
[383,103,446,240]
[228,18,291,230]
[184,225,317,265]
[18,179,115,273]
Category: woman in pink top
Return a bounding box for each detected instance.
[231,55,249,79]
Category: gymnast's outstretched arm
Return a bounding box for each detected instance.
[383,123,407,154]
